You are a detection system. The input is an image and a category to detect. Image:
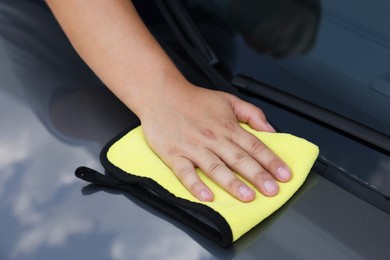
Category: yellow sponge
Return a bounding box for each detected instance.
[104,124,319,245]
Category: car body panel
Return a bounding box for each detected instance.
[0,0,389,259]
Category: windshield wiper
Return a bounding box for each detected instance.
[233,75,390,155]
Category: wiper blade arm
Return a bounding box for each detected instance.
[233,75,390,154]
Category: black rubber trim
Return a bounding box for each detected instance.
[233,75,390,154]
[94,121,233,247]
[155,0,241,97]
[163,0,219,66]
[313,158,390,214]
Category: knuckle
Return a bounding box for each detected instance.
[167,145,182,156]
[250,140,267,155]
[253,171,267,184]
[174,166,190,180]
[268,158,282,170]
[207,161,225,177]
[255,109,266,120]
[233,152,250,166]
[227,178,242,190]
[172,159,192,181]
[189,181,203,193]
[186,135,199,146]
[224,120,237,131]
[201,128,216,140]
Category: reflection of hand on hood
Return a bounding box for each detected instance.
[227,0,321,58]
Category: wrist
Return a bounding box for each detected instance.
[124,72,196,121]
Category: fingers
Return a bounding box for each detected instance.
[191,149,256,202]
[231,126,292,183]
[170,149,256,203]
[169,125,292,203]
[170,157,214,202]
[229,95,276,132]
[229,95,292,188]
[210,139,281,197]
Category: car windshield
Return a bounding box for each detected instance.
[184,0,390,197]
[187,0,390,136]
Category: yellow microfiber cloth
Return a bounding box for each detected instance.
[76,123,319,247]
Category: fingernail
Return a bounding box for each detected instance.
[200,190,212,201]
[277,166,291,181]
[239,185,253,198]
[264,180,278,193]
[266,122,276,132]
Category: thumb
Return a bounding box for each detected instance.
[229,95,275,132]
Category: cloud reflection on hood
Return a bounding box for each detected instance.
[0,92,211,259]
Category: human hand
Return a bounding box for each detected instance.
[140,83,292,203]
[45,0,292,202]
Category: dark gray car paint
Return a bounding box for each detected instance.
[1,1,389,259]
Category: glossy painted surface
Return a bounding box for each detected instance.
[1,1,389,259]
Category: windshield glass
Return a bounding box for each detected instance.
[184,0,390,197]
[185,0,390,137]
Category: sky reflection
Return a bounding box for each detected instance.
[0,73,212,260]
